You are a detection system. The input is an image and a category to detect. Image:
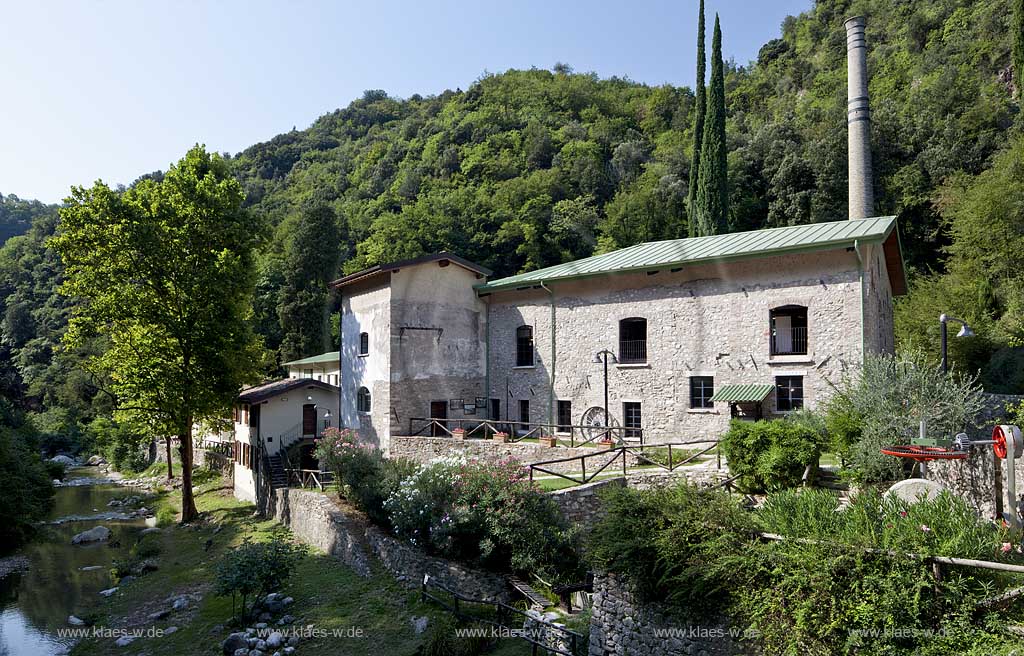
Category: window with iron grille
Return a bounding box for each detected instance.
[775,376,804,411]
[515,325,534,367]
[618,318,647,363]
[357,386,372,413]
[557,400,572,432]
[770,306,808,355]
[359,332,369,356]
[623,401,642,438]
[689,376,714,408]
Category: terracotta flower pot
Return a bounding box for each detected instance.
[452,428,467,440]
[492,432,510,443]
[539,436,558,448]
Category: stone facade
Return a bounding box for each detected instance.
[589,572,754,656]
[486,249,884,443]
[338,259,487,453]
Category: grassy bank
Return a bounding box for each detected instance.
[69,472,530,656]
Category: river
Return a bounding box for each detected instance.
[0,467,148,655]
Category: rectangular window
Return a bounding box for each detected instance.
[557,400,572,432]
[515,326,534,367]
[776,376,804,412]
[519,399,530,425]
[689,376,714,409]
[359,332,369,356]
[241,404,249,426]
[623,402,642,439]
[303,368,313,379]
[618,318,647,363]
[770,306,808,356]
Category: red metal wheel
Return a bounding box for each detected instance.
[880,445,969,462]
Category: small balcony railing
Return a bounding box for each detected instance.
[771,326,808,355]
[618,339,647,364]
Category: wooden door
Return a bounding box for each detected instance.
[302,404,317,436]
[430,401,447,436]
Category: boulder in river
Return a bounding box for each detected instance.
[86,455,107,466]
[68,615,85,626]
[99,587,119,597]
[49,454,77,467]
[71,526,111,545]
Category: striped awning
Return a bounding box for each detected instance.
[709,384,775,403]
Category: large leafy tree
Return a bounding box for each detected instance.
[693,14,728,236]
[278,202,340,362]
[686,0,706,237]
[52,146,264,522]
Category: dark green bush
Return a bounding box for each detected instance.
[419,615,495,656]
[587,480,1024,655]
[0,426,55,552]
[719,419,821,491]
[214,535,307,622]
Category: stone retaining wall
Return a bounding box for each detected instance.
[548,478,626,530]
[390,435,642,474]
[264,487,510,602]
[589,572,753,656]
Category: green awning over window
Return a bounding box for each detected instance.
[710,384,775,403]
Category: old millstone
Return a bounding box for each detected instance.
[885,478,945,504]
[72,526,111,544]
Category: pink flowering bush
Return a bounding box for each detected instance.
[384,457,582,582]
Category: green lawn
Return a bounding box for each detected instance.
[69,473,532,656]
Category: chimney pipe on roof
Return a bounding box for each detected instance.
[845,16,874,220]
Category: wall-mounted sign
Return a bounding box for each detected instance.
[463,403,477,415]
[475,397,487,407]
[450,399,463,410]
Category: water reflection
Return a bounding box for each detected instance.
[0,468,147,656]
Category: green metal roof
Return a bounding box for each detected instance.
[282,351,338,367]
[709,384,775,403]
[476,216,898,293]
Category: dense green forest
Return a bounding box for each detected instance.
[2,0,1023,451]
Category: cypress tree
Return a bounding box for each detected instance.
[694,13,728,236]
[1014,0,1024,99]
[686,0,706,237]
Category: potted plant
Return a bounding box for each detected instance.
[452,427,467,440]
[492,431,510,443]
[539,435,558,448]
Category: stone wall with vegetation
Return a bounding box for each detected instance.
[389,435,642,473]
[265,487,511,602]
[548,478,625,530]
[588,572,750,656]
[927,393,1024,519]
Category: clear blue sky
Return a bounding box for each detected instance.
[1,0,811,203]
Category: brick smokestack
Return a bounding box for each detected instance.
[845,16,874,219]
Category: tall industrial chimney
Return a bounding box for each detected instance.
[844,16,874,220]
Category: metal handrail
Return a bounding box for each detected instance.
[406,417,644,446]
[283,467,333,491]
[421,575,584,656]
[528,440,721,487]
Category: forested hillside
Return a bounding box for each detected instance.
[2,0,1022,447]
[0,194,53,245]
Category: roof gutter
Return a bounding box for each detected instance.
[540,281,555,430]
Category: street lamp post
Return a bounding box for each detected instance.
[939,313,974,374]
[593,349,618,439]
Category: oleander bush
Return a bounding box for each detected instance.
[588,481,1024,655]
[317,429,582,582]
[720,418,823,491]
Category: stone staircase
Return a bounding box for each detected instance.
[267,453,288,489]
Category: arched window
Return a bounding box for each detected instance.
[769,305,808,355]
[618,318,647,363]
[515,325,534,367]
[357,386,371,413]
[358,332,369,356]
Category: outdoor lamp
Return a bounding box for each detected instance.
[939,313,974,373]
